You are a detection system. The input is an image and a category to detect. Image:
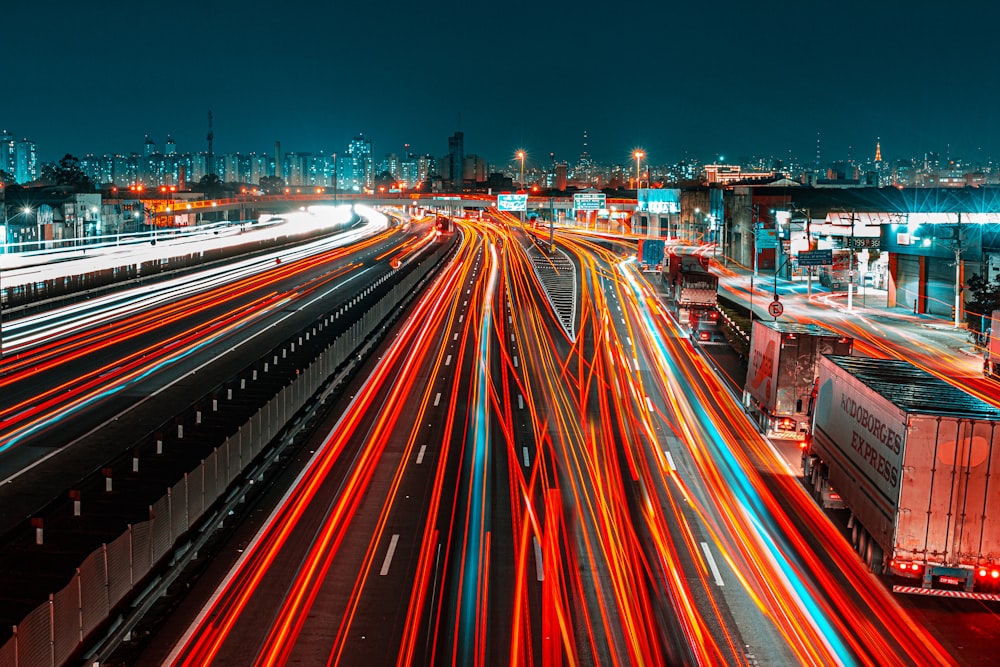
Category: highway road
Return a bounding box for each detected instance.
[3,209,989,665]
[121,213,957,666]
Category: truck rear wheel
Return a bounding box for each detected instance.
[865,540,884,573]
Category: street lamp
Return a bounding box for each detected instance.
[633,149,645,190]
[516,150,526,189]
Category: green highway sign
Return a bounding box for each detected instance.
[573,193,607,210]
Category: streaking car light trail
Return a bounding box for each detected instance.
[454,242,499,664]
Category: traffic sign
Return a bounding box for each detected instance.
[573,193,606,210]
[767,299,784,318]
[497,194,527,212]
[797,249,833,266]
[755,228,778,249]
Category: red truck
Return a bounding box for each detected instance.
[662,251,720,342]
[804,354,1000,599]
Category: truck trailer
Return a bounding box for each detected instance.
[661,251,720,342]
[983,309,1000,380]
[744,321,853,439]
[805,355,1000,599]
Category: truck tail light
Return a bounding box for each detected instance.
[992,570,1000,579]
[698,331,711,341]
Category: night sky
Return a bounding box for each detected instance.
[7,1,1000,167]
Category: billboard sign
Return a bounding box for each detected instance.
[497,194,528,212]
[847,236,881,249]
[573,193,606,210]
[637,188,680,214]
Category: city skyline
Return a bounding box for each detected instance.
[5,0,1000,168]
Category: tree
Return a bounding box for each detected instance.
[258,175,286,195]
[197,173,225,198]
[40,154,93,191]
[373,170,394,192]
[965,272,1000,333]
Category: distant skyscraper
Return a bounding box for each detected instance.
[165,135,177,156]
[448,131,464,188]
[14,138,37,184]
[338,134,373,190]
[874,138,882,163]
[0,130,16,179]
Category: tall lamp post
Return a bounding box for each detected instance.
[633,149,645,190]
[0,217,4,358]
[516,150,526,189]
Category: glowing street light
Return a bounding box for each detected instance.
[516,150,526,188]
[633,149,645,189]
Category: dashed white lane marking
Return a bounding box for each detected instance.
[380,534,401,575]
[700,542,724,586]
[533,536,544,581]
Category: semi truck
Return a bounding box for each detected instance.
[661,251,720,342]
[637,239,666,272]
[804,354,1000,599]
[983,309,1000,380]
[744,321,853,439]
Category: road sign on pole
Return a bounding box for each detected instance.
[767,299,784,319]
[497,194,528,211]
[755,227,778,249]
[573,193,606,211]
[797,249,833,266]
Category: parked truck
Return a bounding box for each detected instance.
[983,309,1000,380]
[804,354,1000,599]
[744,321,853,439]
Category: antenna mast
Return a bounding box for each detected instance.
[207,110,215,177]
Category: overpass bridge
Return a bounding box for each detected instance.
[143,192,638,226]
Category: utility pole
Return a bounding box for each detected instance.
[847,210,856,313]
[752,204,760,277]
[790,207,814,297]
[955,211,963,328]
